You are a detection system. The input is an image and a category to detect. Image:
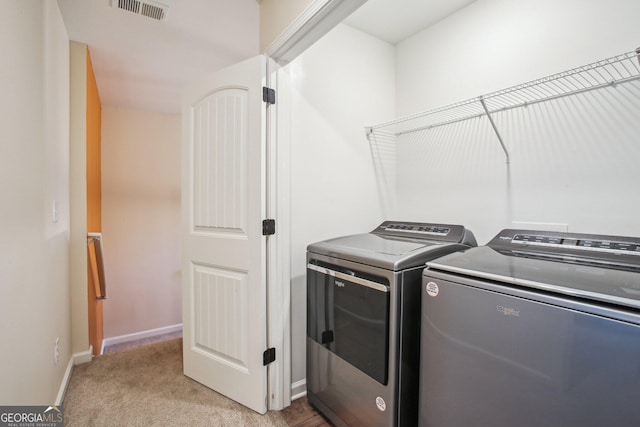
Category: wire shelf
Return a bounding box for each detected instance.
[367,48,640,139]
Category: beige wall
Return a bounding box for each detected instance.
[69,41,90,356]
[0,1,71,403]
[101,106,182,338]
[260,0,316,51]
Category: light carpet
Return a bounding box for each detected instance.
[63,338,288,426]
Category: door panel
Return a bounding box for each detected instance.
[420,276,640,427]
[193,263,249,370]
[306,262,390,384]
[182,55,267,414]
[193,87,247,234]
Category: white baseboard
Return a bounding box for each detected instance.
[291,379,307,400]
[55,357,74,406]
[103,323,182,348]
[56,346,94,405]
[73,346,93,365]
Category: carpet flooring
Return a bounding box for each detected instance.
[102,330,183,354]
[63,338,288,426]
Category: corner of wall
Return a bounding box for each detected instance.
[259,0,316,52]
[69,41,90,355]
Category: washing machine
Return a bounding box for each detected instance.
[306,221,477,426]
[420,228,640,427]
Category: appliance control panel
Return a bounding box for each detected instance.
[384,223,450,236]
[491,229,640,260]
[372,221,476,245]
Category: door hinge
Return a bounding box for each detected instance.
[262,219,275,236]
[263,347,276,366]
[262,86,276,105]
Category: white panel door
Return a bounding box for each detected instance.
[182,55,268,414]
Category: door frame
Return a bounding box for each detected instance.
[265,56,290,411]
[263,0,367,410]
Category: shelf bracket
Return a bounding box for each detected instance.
[365,126,373,141]
[479,96,510,164]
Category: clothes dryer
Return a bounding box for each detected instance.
[306,221,476,426]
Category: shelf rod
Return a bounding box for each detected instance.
[390,73,640,137]
[479,96,510,164]
[367,49,640,136]
[369,98,479,132]
[395,112,485,136]
[487,74,640,113]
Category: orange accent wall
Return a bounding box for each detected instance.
[86,47,103,356]
[87,48,101,232]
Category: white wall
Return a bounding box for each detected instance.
[0,1,71,403]
[101,107,182,339]
[394,0,640,244]
[289,23,396,387]
[396,0,640,117]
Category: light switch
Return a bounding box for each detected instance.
[52,199,58,223]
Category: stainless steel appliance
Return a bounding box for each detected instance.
[421,229,640,427]
[306,221,477,426]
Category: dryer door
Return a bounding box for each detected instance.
[307,261,390,384]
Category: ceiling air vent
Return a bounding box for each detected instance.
[112,0,169,22]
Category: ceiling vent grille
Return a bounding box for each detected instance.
[112,0,169,22]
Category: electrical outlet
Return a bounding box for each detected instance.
[54,337,60,365]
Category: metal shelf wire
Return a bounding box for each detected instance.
[366,48,640,163]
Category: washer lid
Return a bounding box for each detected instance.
[308,233,471,271]
[426,241,640,311]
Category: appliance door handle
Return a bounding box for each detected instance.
[307,263,389,293]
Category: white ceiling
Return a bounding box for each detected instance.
[57,0,260,114]
[344,0,477,45]
[57,0,476,114]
